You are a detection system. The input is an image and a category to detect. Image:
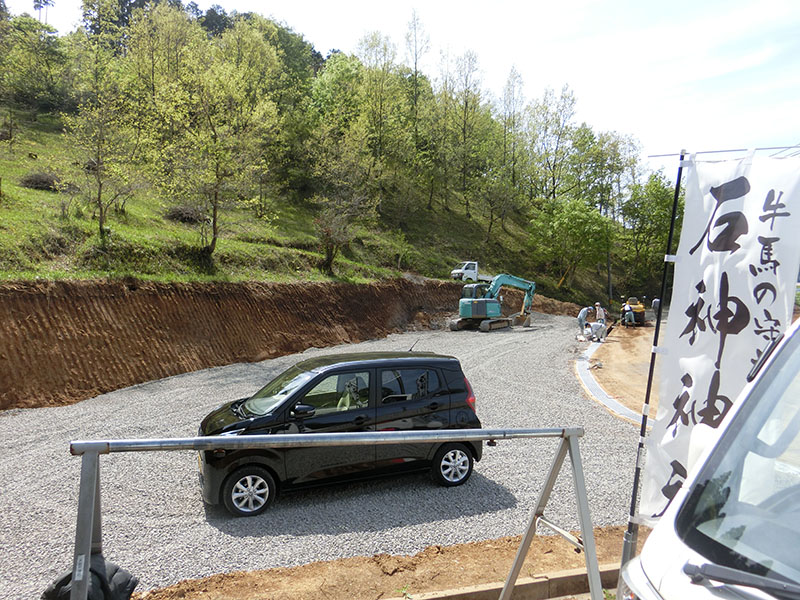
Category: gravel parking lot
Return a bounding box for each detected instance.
[0,312,638,598]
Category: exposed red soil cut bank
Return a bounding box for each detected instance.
[0,277,580,410]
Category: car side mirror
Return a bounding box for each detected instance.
[290,403,316,419]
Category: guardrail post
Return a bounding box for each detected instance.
[568,433,602,600]
[69,451,102,600]
[499,432,601,600]
[499,436,569,600]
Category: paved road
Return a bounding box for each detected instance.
[0,313,638,598]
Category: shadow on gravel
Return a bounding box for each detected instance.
[203,471,517,536]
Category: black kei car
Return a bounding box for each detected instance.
[198,351,483,516]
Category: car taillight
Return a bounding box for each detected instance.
[464,376,476,412]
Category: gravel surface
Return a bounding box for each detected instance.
[0,313,639,599]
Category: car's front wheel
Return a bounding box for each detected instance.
[431,443,473,486]
[222,466,276,517]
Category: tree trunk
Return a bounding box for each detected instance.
[320,244,337,275]
[484,207,495,243]
[97,179,106,245]
[207,192,219,255]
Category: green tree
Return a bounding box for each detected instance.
[621,171,680,295]
[497,66,525,228]
[310,119,378,275]
[310,52,363,136]
[147,16,279,255]
[426,52,455,210]
[249,18,319,197]
[32,0,53,24]
[63,0,136,245]
[571,126,638,299]
[453,50,482,218]
[357,31,397,164]
[199,4,231,36]
[404,9,428,153]
[0,15,68,110]
[531,197,608,288]
[308,53,378,273]
[522,85,577,203]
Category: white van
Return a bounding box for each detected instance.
[618,317,800,600]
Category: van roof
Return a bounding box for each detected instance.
[295,352,458,372]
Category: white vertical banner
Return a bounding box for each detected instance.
[639,153,800,523]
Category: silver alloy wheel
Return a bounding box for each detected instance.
[440,448,470,483]
[231,474,270,513]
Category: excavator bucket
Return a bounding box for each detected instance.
[510,313,532,327]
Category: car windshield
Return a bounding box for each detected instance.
[676,327,800,586]
[242,367,314,416]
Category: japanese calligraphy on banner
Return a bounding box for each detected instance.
[639,153,800,523]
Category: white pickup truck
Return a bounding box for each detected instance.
[450,261,493,282]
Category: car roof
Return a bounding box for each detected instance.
[295,352,459,373]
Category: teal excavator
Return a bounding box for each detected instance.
[449,274,536,332]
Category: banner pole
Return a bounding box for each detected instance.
[620,150,686,566]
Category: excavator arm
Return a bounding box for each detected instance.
[485,274,536,314]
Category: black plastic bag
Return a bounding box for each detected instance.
[41,554,138,600]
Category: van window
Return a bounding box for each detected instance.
[676,329,800,584]
[301,371,370,413]
[380,369,441,404]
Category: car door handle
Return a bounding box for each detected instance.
[426,402,440,410]
[353,416,368,426]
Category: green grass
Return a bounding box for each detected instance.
[0,108,597,297]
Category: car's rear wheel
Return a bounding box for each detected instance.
[431,443,473,486]
[222,466,276,517]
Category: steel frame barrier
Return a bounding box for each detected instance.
[67,427,601,600]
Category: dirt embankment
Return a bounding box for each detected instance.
[135,526,641,600]
[0,278,579,410]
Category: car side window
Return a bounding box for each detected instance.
[301,372,370,413]
[381,368,441,404]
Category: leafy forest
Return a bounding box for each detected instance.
[0,0,682,304]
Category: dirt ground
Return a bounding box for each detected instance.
[590,323,661,418]
[134,526,644,600]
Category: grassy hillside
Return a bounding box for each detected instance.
[0,110,601,303]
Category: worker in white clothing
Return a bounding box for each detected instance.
[586,320,607,342]
[577,306,593,334]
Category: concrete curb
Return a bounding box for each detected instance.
[575,341,641,424]
[385,563,619,599]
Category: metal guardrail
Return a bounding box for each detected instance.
[66,428,602,600]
